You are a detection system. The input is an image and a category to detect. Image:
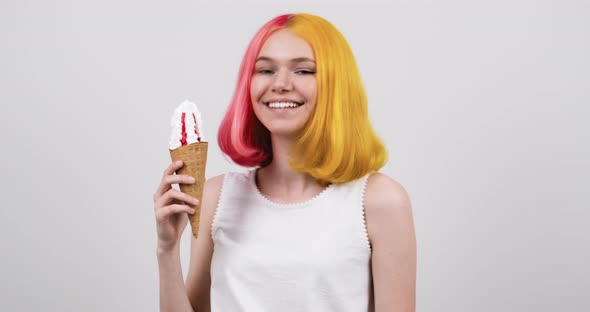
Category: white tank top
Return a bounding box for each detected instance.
[210,168,375,312]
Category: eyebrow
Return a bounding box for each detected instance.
[255,56,315,64]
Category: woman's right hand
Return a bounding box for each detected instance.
[153,160,200,251]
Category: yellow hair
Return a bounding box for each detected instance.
[286,14,388,184]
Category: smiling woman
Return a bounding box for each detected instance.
[218,14,388,184]
[155,12,416,312]
[255,55,315,109]
[254,55,316,109]
[250,29,318,140]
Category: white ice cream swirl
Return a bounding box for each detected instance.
[169,99,206,150]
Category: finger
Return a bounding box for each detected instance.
[162,160,184,178]
[164,174,196,186]
[154,175,196,203]
[155,188,200,210]
[153,163,192,201]
[156,204,195,222]
[154,162,183,202]
[155,204,195,223]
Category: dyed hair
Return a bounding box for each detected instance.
[217,13,388,184]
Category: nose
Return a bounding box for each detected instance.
[271,69,292,93]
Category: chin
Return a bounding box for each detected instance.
[265,126,304,138]
[267,128,299,137]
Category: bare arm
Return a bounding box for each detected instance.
[155,165,224,312]
[185,174,225,312]
[157,214,217,312]
[157,209,217,312]
[157,246,195,312]
[365,173,417,312]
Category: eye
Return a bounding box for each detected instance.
[295,69,316,75]
[256,69,274,74]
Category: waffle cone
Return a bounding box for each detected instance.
[169,142,208,239]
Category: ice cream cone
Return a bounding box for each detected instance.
[169,142,208,239]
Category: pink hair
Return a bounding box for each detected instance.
[217,14,291,167]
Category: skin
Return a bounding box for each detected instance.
[250,29,326,201]
[155,28,416,312]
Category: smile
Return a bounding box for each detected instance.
[265,101,303,108]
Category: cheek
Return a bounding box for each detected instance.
[305,81,317,101]
[250,77,263,100]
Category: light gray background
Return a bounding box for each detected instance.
[1,0,588,311]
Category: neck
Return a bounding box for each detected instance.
[256,135,327,198]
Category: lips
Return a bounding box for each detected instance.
[263,100,304,106]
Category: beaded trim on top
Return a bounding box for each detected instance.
[249,168,333,208]
[360,172,375,252]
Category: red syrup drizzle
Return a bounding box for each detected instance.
[180,112,187,146]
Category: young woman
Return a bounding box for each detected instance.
[154,13,416,312]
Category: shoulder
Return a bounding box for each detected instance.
[363,172,417,310]
[203,170,247,192]
[202,173,225,200]
[199,174,226,224]
[204,173,226,191]
[364,172,411,212]
[363,172,413,244]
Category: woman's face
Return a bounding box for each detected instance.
[250,29,317,139]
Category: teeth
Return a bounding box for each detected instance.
[267,102,301,108]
